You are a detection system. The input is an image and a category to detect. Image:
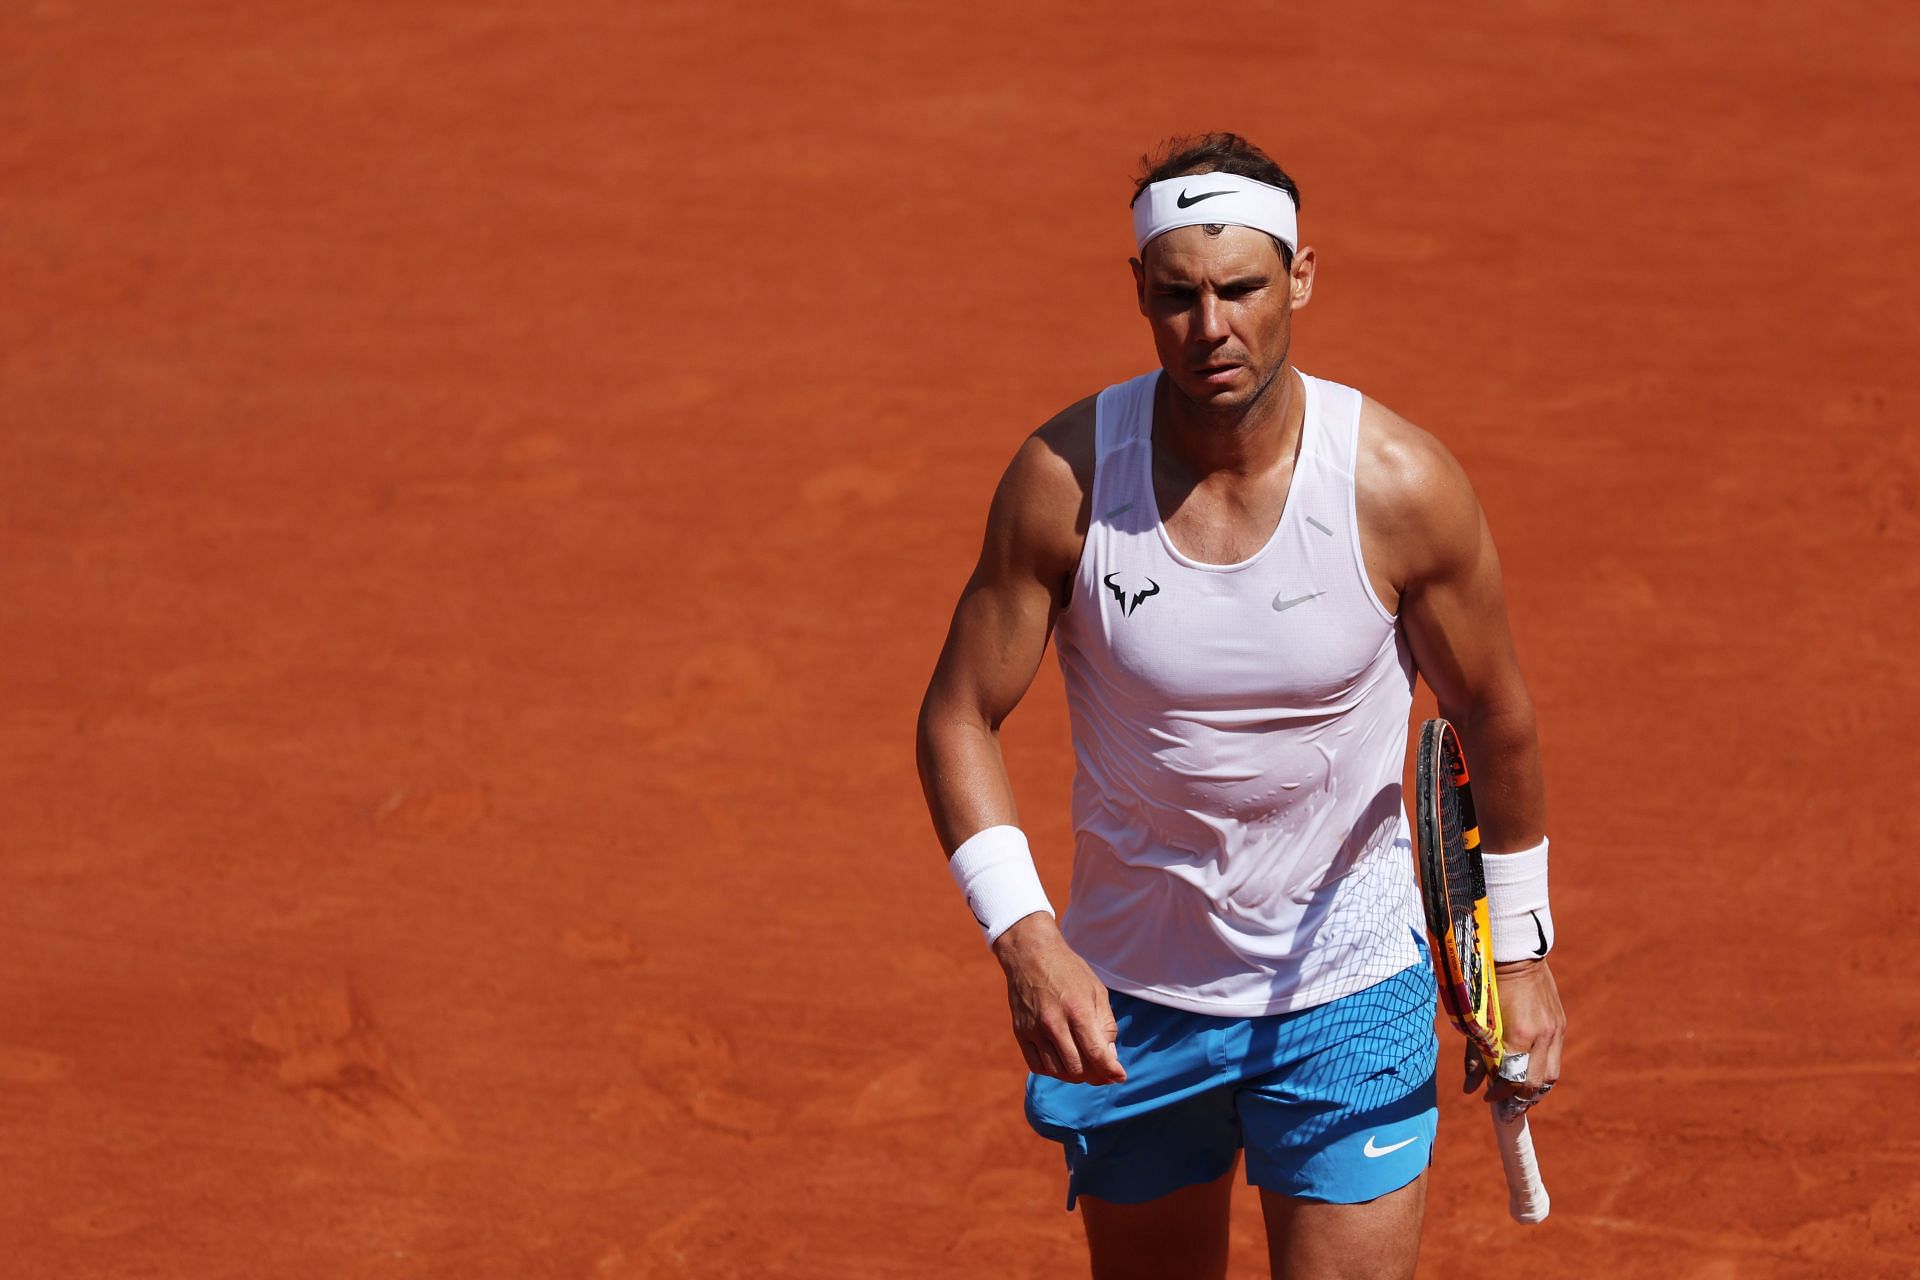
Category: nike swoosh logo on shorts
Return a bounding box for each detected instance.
[1176,188,1231,208]
[1363,1134,1420,1158]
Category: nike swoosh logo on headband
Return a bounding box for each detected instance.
[1176,188,1231,208]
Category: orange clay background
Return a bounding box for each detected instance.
[4,3,1918,1277]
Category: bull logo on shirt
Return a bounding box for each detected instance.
[1102,572,1160,617]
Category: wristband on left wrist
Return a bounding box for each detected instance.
[1483,837,1553,963]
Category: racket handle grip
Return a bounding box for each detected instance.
[1487,1097,1550,1224]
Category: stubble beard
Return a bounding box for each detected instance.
[1169,339,1292,432]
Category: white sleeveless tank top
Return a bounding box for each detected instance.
[1053,368,1422,1016]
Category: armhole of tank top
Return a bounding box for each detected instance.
[1066,375,1147,614]
[1093,381,1120,462]
[1062,384,1123,616]
[1340,385,1399,628]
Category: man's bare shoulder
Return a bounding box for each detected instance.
[990,393,1098,533]
[1013,393,1097,506]
[987,394,1096,562]
[1355,395,1483,583]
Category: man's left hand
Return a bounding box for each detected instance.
[1466,956,1565,1110]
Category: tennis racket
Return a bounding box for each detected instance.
[1414,717,1550,1224]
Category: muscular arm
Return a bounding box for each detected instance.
[915,399,1125,1085]
[1366,420,1544,854]
[917,400,1091,846]
[1359,400,1565,1101]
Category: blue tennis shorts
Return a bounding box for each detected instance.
[1025,947,1439,1209]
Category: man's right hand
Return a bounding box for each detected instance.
[990,913,1127,1085]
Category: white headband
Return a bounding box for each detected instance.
[1130,172,1298,254]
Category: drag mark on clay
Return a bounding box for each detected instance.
[1600,1058,1920,1085]
[849,1059,959,1127]
[0,1044,73,1083]
[625,1198,721,1274]
[588,1203,727,1277]
[374,431,583,506]
[51,1206,152,1239]
[372,786,490,839]
[621,1195,805,1275]
[560,920,644,968]
[800,463,903,508]
[622,645,774,750]
[578,1080,679,1134]
[612,1011,735,1078]
[604,1011,781,1138]
[248,984,457,1159]
[943,1216,1084,1280]
[1562,1206,1920,1272]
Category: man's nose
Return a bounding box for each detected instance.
[1192,294,1229,342]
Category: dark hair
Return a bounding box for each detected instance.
[1131,132,1300,269]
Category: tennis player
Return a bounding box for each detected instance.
[915,133,1567,1279]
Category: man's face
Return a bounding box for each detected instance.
[1130,225,1314,413]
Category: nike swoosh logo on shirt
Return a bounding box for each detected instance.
[1363,1134,1420,1158]
[1272,590,1326,613]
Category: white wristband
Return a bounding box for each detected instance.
[948,825,1055,946]
[1483,837,1554,963]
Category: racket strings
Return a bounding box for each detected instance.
[1419,722,1501,1059]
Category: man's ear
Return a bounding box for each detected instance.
[1129,256,1147,315]
[1289,245,1317,311]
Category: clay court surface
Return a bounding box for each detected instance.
[5,3,1918,1276]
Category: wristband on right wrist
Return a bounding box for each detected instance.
[1483,837,1553,963]
[947,825,1055,946]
